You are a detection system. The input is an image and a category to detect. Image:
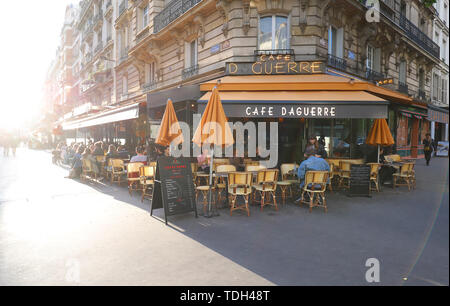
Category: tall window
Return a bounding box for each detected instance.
[258,15,289,50]
[122,76,128,95]
[442,39,447,62]
[433,73,440,101]
[184,40,198,68]
[366,45,381,72]
[328,26,344,58]
[399,60,407,84]
[442,78,448,105]
[367,45,374,70]
[145,62,155,84]
[142,5,149,29]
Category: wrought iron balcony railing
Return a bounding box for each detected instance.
[398,14,439,59]
[365,68,385,81]
[327,54,347,71]
[154,0,202,33]
[142,81,157,92]
[398,82,409,95]
[182,64,199,80]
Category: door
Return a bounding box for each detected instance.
[411,118,419,158]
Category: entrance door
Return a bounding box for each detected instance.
[411,118,419,158]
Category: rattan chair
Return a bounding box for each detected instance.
[127,162,144,196]
[215,164,236,207]
[338,161,352,189]
[252,169,279,211]
[300,171,329,213]
[228,172,253,216]
[110,159,126,186]
[277,163,298,204]
[393,162,415,190]
[367,163,381,192]
[139,165,155,202]
[81,159,94,181]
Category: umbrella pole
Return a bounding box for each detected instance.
[205,149,214,218]
[378,145,380,163]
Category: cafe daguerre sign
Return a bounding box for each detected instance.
[225,54,325,76]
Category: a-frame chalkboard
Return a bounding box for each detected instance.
[150,156,197,225]
[348,164,371,198]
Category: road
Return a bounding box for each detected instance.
[0,148,448,285]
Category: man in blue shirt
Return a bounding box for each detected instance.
[297,146,330,188]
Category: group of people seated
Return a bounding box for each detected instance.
[57,139,166,180]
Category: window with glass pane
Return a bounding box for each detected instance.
[309,119,332,155]
[328,26,337,56]
[258,15,289,50]
[333,119,351,157]
[367,45,374,69]
[143,5,149,28]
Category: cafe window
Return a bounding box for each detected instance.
[333,119,351,158]
[258,15,289,50]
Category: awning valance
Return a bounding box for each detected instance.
[427,105,449,124]
[62,103,140,130]
[198,91,388,118]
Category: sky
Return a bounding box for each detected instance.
[0,0,75,132]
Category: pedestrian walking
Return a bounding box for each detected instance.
[423,133,434,166]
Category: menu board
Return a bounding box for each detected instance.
[348,164,371,197]
[150,156,197,224]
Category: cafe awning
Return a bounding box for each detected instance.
[427,104,449,124]
[62,103,140,130]
[198,90,388,118]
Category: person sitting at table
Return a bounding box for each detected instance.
[378,147,396,185]
[197,148,211,173]
[81,147,100,177]
[65,146,84,179]
[116,145,130,160]
[92,141,105,156]
[295,147,330,200]
[130,146,148,164]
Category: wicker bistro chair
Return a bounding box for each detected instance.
[81,159,94,181]
[127,162,145,196]
[393,162,415,191]
[195,178,217,216]
[338,161,352,190]
[252,169,279,211]
[300,171,329,213]
[110,159,126,186]
[367,163,382,192]
[277,163,298,205]
[139,165,155,203]
[215,164,236,207]
[245,165,267,185]
[96,155,107,177]
[228,172,253,216]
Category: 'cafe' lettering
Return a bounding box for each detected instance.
[245,106,337,118]
[226,55,325,76]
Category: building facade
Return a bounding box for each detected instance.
[46,0,449,159]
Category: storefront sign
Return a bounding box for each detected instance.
[226,55,325,76]
[435,141,449,157]
[198,103,388,119]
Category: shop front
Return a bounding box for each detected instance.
[62,102,147,147]
[198,70,397,165]
[428,104,449,142]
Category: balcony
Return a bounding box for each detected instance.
[398,82,408,95]
[327,54,347,71]
[154,0,202,33]
[253,49,294,58]
[365,68,384,81]
[136,27,150,43]
[399,14,440,59]
[182,64,199,80]
[142,81,157,92]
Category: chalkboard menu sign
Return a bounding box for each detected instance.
[348,164,371,198]
[151,156,197,224]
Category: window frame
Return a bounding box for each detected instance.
[257,14,290,50]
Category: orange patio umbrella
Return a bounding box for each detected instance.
[155,99,183,147]
[366,118,395,162]
[192,86,234,217]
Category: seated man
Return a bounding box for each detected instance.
[297,147,330,189]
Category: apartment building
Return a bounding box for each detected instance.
[49,0,448,158]
[431,0,449,142]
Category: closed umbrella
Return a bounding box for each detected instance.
[155,99,183,148]
[193,86,234,217]
[366,118,395,162]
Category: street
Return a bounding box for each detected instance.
[0,148,448,286]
